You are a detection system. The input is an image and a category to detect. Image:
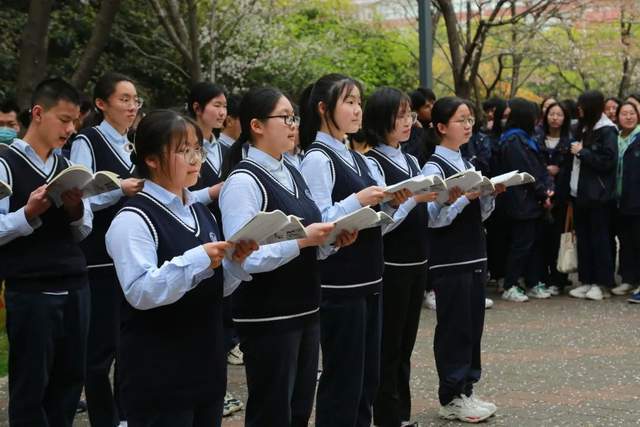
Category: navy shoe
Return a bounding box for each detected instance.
[627,291,640,304]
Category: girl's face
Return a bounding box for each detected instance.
[97,81,139,132]
[163,125,203,189]
[326,85,362,136]
[197,94,227,132]
[255,96,298,156]
[437,104,473,146]
[618,104,639,132]
[546,105,565,130]
[604,100,619,122]
[387,101,414,146]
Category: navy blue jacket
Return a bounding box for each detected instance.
[619,134,640,215]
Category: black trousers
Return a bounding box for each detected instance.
[374,265,427,427]
[240,319,320,427]
[618,214,640,284]
[573,201,615,287]
[486,208,510,281]
[432,266,486,406]
[504,218,543,289]
[127,400,223,427]
[222,296,239,353]
[541,202,570,288]
[86,267,123,427]
[6,283,90,427]
[316,293,382,427]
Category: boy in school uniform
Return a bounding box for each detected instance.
[0,78,93,426]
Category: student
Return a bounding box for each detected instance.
[105,110,256,426]
[423,96,505,423]
[612,102,640,299]
[186,82,228,210]
[363,87,438,427]
[299,73,412,427]
[460,100,491,177]
[538,102,573,295]
[567,90,618,301]
[498,98,554,302]
[626,93,640,111]
[0,77,93,426]
[218,94,241,150]
[69,72,144,427]
[402,87,437,167]
[604,97,621,125]
[218,86,356,426]
[0,99,21,146]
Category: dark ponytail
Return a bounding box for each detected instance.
[221,87,285,179]
[298,73,363,150]
[92,72,135,126]
[576,90,605,146]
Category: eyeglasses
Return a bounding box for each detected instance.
[451,117,475,127]
[177,146,206,165]
[117,97,144,109]
[397,111,418,124]
[265,115,301,127]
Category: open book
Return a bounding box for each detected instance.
[225,210,308,256]
[473,170,537,196]
[435,169,485,203]
[0,179,11,200]
[382,175,446,202]
[46,165,121,207]
[327,206,394,244]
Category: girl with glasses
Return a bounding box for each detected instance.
[105,110,257,426]
[69,72,145,427]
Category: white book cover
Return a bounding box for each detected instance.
[435,169,484,203]
[382,175,446,202]
[327,206,394,244]
[47,165,121,207]
[490,170,536,187]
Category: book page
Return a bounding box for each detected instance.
[327,206,382,243]
[46,166,94,207]
[0,180,11,200]
[81,171,121,199]
[436,170,483,203]
[382,175,443,202]
[263,216,307,244]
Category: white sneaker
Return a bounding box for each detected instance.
[547,285,561,296]
[585,285,604,301]
[527,283,551,299]
[468,393,497,416]
[227,344,244,365]
[425,290,437,310]
[569,284,591,299]
[501,286,529,302]
[485,298,494,309]
[612,283,633,296]
[439,395,492,423]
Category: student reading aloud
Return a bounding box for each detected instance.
[105,110,257,427]
[219,86,358,426]
[422,97,505,423]
[0,78,93,426]
[69,71,144,426]
[298,74,414,427]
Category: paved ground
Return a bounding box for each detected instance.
[0,286,639,426]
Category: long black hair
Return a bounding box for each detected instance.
[542,102,571,138]
[363,87,410,147]
[576,90,605,145]
[431,96,467,141]
[298,73,363,150]
[221,87,285,179]
[92,72,135,125]
[505,98,538,136]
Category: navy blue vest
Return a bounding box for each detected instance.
[116,193,225,412]
[366,148,430,266]
[306,142,384,297]
[0,146,87,290]
[228,158,321,333]
[75,127,134,267]
[426,154,486,276]
[189,142,229,224]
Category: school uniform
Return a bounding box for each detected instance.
[617,128,640,285]
[217,132,235,150]
[569,115,618,287]
[366,145,429,427]
[189,136,229,221]
[301,132,416,427]
[71,120,135,426]
[498,128,553,291]
[283,150,304,171]
[106,181,244,426]
[422,145,495,407]
[0,139,93,427]
[220,146,331,426]
[460,131,492,177]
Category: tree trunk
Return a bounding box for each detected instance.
[72,0,122,91]
[16,0,55,110]
[436,0,468,97]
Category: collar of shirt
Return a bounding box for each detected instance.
[98,120,129,146]
[375,143,405,160]
[218,133,235,148]
[435,145,466,171]
[11,138,57,173]
[247,146,292,189]
[143,180,198,218]
[315,131,354,165]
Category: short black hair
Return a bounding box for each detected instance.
[363,87,411,146]
[410,87,436,111]
[187,82,226,117]
[505,98,538,136]
[226,94,241,118]
[31,77,80,110]
[0,99,20,115]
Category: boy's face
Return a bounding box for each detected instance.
[0,111,20,132]
[33,100,80,149]
[417,100,434,123]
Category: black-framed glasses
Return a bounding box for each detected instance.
[265,115,301,126]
